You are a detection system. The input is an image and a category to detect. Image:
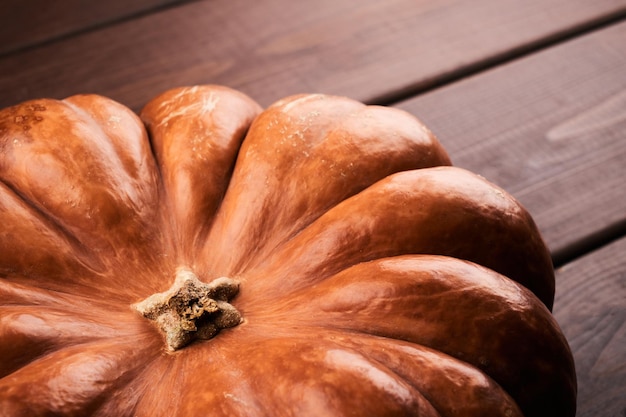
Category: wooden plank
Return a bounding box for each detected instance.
[397,21,626,262]
[1,0,625,110]
[0,0,193,56]
[553,236,626,417]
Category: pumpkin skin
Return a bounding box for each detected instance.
[0,85,576,417]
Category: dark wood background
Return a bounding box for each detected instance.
[1,1,625,415]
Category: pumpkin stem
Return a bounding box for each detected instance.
[133,268,242,351]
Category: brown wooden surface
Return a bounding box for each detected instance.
[1,0,626,111]
[554,236,626,417]
[0,0,194,56]
[1,1,626,415]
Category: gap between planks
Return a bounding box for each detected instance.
[552,218,626,268]
[0,0,201,58]
[372,8,626,107]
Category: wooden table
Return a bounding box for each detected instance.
[1,1,625,415]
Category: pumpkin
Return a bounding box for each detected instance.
[0,85,576,417]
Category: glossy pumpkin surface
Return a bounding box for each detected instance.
[0,86,575,416]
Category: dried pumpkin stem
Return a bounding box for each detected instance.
[133,268,242,351]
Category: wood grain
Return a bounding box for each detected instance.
[397,21,626,263]
[0,0,193,56]
[1,0,625,110]
[553,236,626,417]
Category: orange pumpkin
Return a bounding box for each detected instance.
[0,85,575,416]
